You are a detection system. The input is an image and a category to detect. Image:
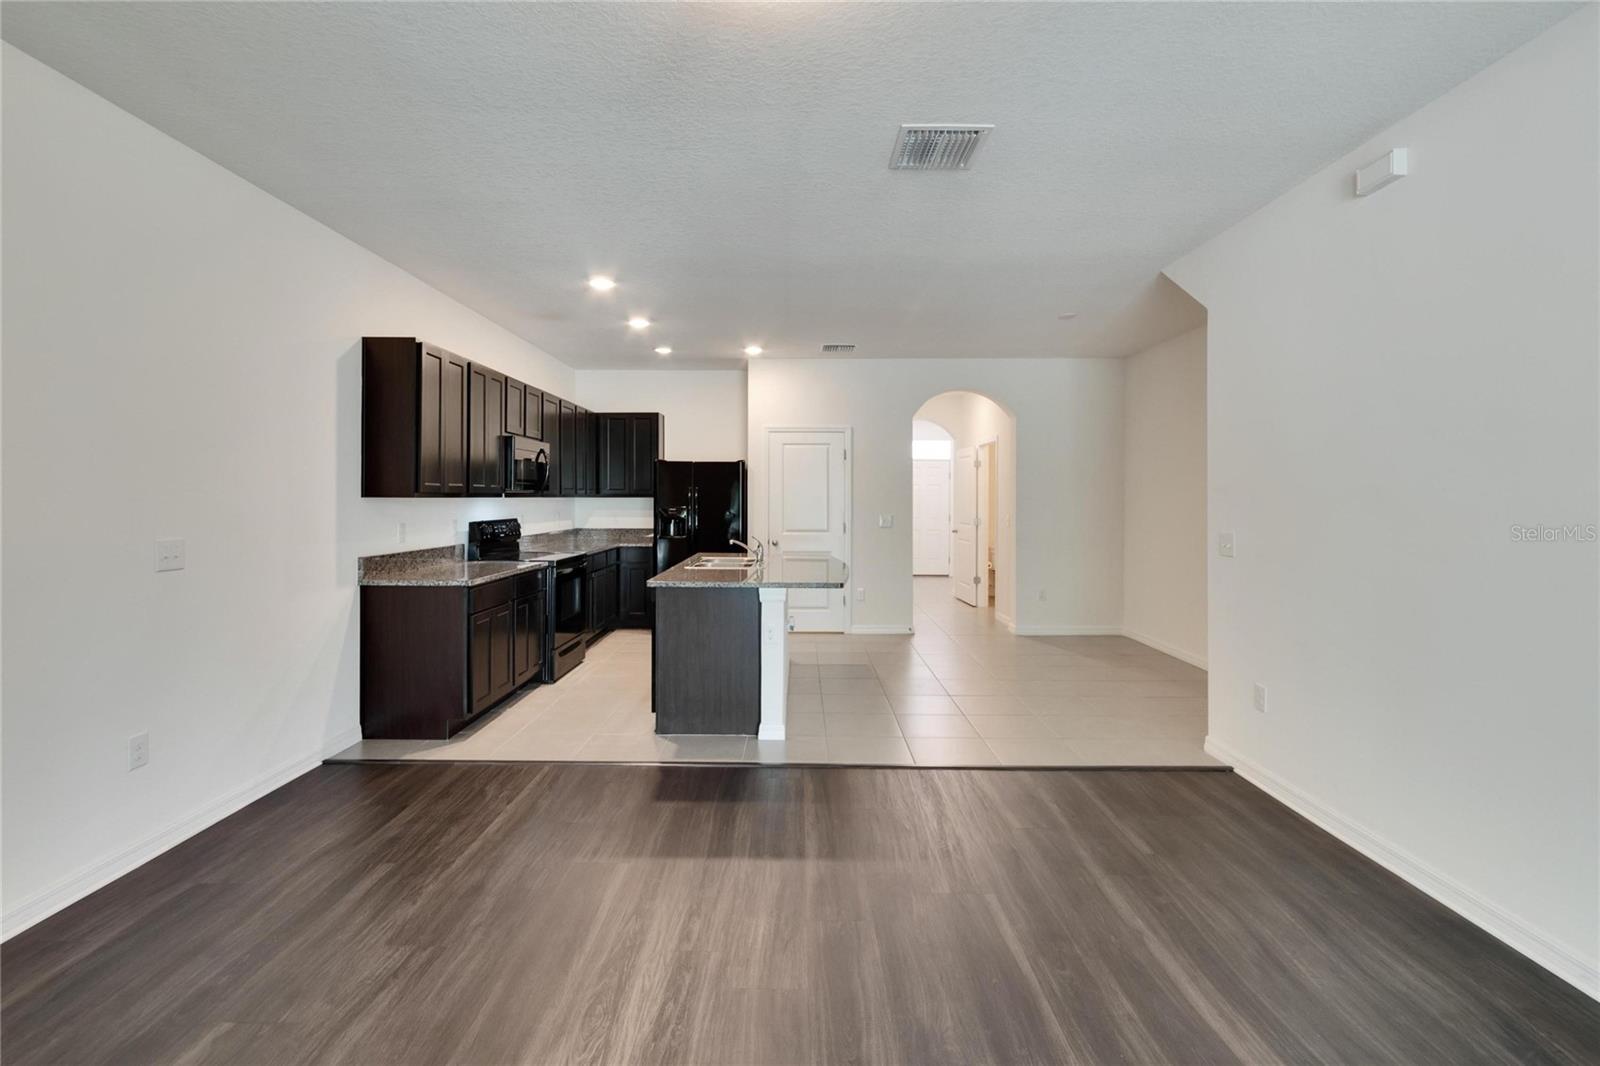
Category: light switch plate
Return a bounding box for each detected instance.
[1218,531,1235,558]
[1253,683,1268,713]
[155,538,186,572]
[877,514,893,528]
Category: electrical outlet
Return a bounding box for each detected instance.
[1253,683,1268,713]
[154,539,186,572]
[398,522,407,543]
[129,732,149,770]
[1037,587,1046,602]
[855,587,866,602]
[1218,531,1236,558]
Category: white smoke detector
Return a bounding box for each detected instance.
[890,125,994,170]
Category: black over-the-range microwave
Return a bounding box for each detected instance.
[505,436,551,495]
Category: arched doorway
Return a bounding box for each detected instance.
[911,391,1016,631]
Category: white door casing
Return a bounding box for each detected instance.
[952,445,978,606]
[767,428,850,632]
[912,458,951,575]
[977,440,995,607]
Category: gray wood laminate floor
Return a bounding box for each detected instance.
[3,763,1595,1065]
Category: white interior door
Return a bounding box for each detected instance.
[768,429,849,631]
[912,459,951,575]
[952,446,978,606]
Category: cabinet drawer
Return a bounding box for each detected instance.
[514,570,545,601]
[469,577,513,613]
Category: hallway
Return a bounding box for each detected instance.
[777,575,1217,767]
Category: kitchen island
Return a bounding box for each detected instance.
[648,551,848,738]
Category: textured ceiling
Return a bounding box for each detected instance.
[1,2,1575,368]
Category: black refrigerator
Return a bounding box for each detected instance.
[654,460,748,574]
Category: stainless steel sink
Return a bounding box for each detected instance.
[687,558,760,570]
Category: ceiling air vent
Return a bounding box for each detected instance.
[889,125,993,170]
[821,344,856,353]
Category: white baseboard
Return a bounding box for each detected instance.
[994,610,1015,627]
[0,726,362,942]
[1007,622,1123,636]
[1121,627,1208,669]
[849,624,914,635]
[1206,736,1600,1000]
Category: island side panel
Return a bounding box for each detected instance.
[360,584,468,739]
[653,587,762,734]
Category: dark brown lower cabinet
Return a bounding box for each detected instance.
[469,601,515,716]
[588,553,619,633]
[619,547,653,628]
[361,570,546,739]
[512,595,541,686]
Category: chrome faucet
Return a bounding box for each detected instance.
[729,537,764,564]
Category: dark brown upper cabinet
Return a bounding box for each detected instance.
[467,363,506,495]
[505,379,545,441]
[362,338,468,497]
[362,337,658,500]
[598,414,628,495]
[540,391,561,494]
[576,406,595,496]
[505,378,526,437]
[597,413,664,497]
[524,385,544,440]
[557,400,578,495]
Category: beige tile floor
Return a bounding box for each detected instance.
[330,577,1224,768]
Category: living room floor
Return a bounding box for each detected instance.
[5,762,1595,1065]
[331,577,1220,768]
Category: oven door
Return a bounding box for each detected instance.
[553,559,588,646]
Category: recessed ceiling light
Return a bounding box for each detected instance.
[654,346,672,356]
[1057,312,1079,320]
[588,275,616,291]
[628,316,651,330]
[744,345,763,357]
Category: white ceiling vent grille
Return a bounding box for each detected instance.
[890,125,993,170]
[821,343,856,353]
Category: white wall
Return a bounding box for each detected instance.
[746,358,1124,634]
[0,46,579,934]
[573,369,747,528]
[1121,327,1207,666]
[1166,8,1598,993]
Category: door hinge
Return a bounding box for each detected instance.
[843,449,848,461]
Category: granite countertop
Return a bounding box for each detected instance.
[359,528,652,587]
[521,528,652,555]
[357,545,550,588]
[648,552,849,590]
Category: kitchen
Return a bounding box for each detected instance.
[345,336,846,760]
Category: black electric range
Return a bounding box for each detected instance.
[468,519,586,681]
